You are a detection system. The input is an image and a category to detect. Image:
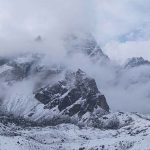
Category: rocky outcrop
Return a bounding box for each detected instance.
[35,69,109,118]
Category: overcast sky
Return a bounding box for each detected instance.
[97,0,150,63]
[0,0,150,62]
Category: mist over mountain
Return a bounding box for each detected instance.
[0,0,150,150]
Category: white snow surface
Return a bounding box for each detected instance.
[0,112,150,150]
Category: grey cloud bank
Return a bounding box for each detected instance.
[0,0,150,61]
[0,0,96,57]
[0,0,150,114]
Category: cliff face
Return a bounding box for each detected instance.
[35,69,109,118]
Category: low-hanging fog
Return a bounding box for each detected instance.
[0,0,150,114]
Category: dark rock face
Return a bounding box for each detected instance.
[125,57,150,68]
[35,69,109,117]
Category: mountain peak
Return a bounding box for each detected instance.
[64,33,109,63]
[35,69,109,119]
[124,57,150,68]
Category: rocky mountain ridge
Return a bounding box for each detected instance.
[0,35,110,127]
[1,34,150,149]
[124,57,150,68]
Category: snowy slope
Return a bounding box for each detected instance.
[0,112,150,150]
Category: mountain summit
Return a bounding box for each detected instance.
[65,33,109,63]
[124,57,150,68]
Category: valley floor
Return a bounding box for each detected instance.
[1,113,150,150]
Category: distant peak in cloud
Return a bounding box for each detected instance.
[124,57,150,68]
[35,35,43,42]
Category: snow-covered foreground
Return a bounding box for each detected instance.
[1,112,150,150]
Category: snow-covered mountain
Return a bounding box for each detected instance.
[0,37,110,126]
[0,57,109,125]
[35,69,109,113]
[1,34,150,149]
[64,33,109,63]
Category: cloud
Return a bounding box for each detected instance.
[0,0,150,115]
[0,0,96,57]
[103,40,150,63]
[104,65,150,113]
[93,0,150,61]
[0,0,150,61]
[95,0,150,43]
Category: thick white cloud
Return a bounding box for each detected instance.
[94,0,150,61]
[0,0,150,113]
[0,0,96,56]
[0,0,150,61]
[104,40,150,63]
[95,0,150,42]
